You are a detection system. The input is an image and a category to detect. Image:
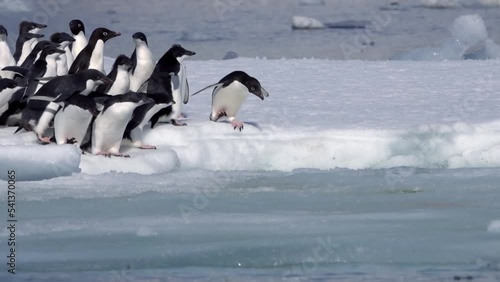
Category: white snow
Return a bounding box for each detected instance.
[3,58,500,179]
[292,16,325,30]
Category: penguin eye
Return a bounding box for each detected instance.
[78,24,81,27]
[250,87,256,91]
[103,32,108,36]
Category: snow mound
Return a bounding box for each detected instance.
[0,144,81,181]
[292,16,325,30]
[394,14,497,60]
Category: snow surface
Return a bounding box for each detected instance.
[3,58,500,180]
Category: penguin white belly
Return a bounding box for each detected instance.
[129,59,154,91]
[107,70,130,95]
[88,40,104,73]
[45,58,58,77]
[0,86,22,109]
[92,103,136,154]
[64,46,74,69]
[17,39,36,66]
[57,55,69,76]
[0,42,15,68]
[54,106,93,144]
[72,32,87,59]
[34,102,60,137]
[211,82,248,119]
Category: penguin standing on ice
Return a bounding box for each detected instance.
[14,21,46,66]
[123,94,174,150]
[0,44,65,125]
[95,55,132,95]
[129,32,155,91]
[50,32,75,76]
[69,19,87,61]
[69,27,120,74]
[143,44,195,127]
[192,71,269,131]
[19,69,111,143]
[53,94,98,145]
[92,92,154,157]
[0,26,16,71]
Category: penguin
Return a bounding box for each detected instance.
[92,92,154,157]
[123,94,175,150]
[95,55,132,95]
[19,69,111,143]
[143,44,195,127]
[14,21,46,65]
[53,94,98,145]
[129,32,155,91]
[191,71,269,131]
[69,27,120,74]
[0,25,16,71]
[69,19,87,61]
[0,79,19,118]
[50,32,75,76]
[0,44,65,125]
[19,40,53,68]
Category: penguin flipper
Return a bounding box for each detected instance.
[182,78,189,104]
[2,66,29,77]
[68,52,89,74]
[130,49,137,75]
[191,83,223,97]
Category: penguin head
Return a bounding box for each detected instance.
[50,32,75,45]
[82,69,113,85]
[33,40,52,53]
[19,21,47,35]
[240,74,269,101]
[41,44,65,59]
[132,32,148,46]
[91,28,121,43]
[169,44,196,62]
[0,25,8,41]
[114,55,133,72]
[69,19,85,36]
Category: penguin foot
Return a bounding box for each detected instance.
[37,135,52,144]
[139,144,157,150]
[66,138,77,144]
[230,120,244,131]
[171,119,187,126]
[179,113,187,119]
[96,151,130,158]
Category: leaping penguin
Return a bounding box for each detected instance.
[191,71,269,131]
[129,32,155,91]
[69,27,120,74]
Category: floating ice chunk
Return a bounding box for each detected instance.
[487,221,500,233]
[180,32,224,42]
[476,0,500,6]
[298,0,325,6]
[292,16,325,30]
[0,145,81,181]
[222,51,239,60]
[450,14,488,52]
[394,14,492,60]
[421,0,461,8]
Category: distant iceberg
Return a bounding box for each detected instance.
[393,14,500,60]
[292,16,369,30]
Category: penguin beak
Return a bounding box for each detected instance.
[251,89,265,100]
[185,50,196,56]
[33,23,48,29]
[55,49,66,54]
[27,33,44,39]
[110,31,121,38]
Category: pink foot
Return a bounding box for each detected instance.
[230,120,244,131]
[172,119,187,126]
[37,135,51,144]
[110,152,130,158]
[179,113,187,119]
[139,144,157,150]
[96,151,112,158]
